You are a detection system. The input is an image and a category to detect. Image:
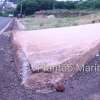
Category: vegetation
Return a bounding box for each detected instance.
[0,11,11,17]
[15,0,100,16]
[19,11,100,30]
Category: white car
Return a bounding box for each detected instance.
[8,14,13,17]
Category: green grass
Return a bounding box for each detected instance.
[19,11,100,30]
[19,16,80,30]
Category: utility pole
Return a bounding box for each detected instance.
[20,0,22,17]
[52,0,56,10]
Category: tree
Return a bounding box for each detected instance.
[15,0,100,16]
[16,0,56,15]
[36,0,55,10]
[95,0,100,8]
[16,0,39,15]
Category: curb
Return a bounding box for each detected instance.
[14,19,25,30]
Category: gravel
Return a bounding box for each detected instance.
[0,32,100,100]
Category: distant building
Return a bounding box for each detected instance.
[0,0,17,8]
[8,0,17,4]
[0,0,17,12]
[5,1,17,8]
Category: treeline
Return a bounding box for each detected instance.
[15,0,100,15]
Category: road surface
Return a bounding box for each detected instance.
[0,23,100,100]
[0,17,11,31]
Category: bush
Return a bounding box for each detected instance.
[0,12,3,16]
[0,12,9,17]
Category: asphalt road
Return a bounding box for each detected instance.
[0,17,11,31]
[0,23,100,100]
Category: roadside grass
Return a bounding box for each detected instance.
[19,17,79,30]
[19,11,100,30]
